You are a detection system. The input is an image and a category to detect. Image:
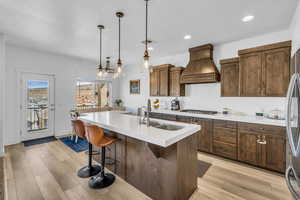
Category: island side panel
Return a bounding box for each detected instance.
[126,137,161,200]
[177,133,198,200]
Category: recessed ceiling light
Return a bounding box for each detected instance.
[242,15,254,22]
[148,46,154,51]
[184,35,191,40]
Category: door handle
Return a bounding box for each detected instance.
[286,73,300,156]
[286,166,300,200]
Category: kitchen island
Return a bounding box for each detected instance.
[79,111,201,200]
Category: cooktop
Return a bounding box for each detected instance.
[180,109,218,115]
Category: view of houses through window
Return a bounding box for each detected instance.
[75,81,110,108]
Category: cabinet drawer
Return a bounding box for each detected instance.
[214,120,237,129]
[238,122,285,136]
[213,127,237,144]
[213,141,237,160]
[176,115,192,123]
[149,112,176,121]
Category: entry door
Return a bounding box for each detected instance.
[21,73,55,141]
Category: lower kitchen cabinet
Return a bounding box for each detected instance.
[238,130,261,166]
[262,134,286,172]
[213,120,237,159]
[238,123,286,173]
[193,118,213,153]
[148,112,286,173]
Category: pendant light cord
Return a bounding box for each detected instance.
[119,16,121,60]
[145,0,148,51]
[99,27,102,69]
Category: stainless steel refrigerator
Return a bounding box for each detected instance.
[286,48,300,199]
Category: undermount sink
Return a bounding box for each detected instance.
[143,120,184,131]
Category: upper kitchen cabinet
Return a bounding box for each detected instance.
[238,41,291,97]
[169,67,185,96]
[220,57,240,97]
[150,64,185,97]
[150,64,173,96]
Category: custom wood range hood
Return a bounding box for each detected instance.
[180,44,220,84]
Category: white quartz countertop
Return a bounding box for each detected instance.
[79,111,201,148]
[151,109,286,127]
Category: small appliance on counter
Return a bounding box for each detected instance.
[264,109,285,120]
[171,98,180,111]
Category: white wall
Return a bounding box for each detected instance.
[0,34,5,156]
[290,0,300,53]
[119,30,291,115]
[5,44,119,145]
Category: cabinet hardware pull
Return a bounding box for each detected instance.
[256,135,267,145]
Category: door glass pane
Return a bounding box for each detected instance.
[27,80,49,132]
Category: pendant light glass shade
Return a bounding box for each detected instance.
[144,50,150,69]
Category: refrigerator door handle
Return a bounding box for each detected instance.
[286,166,300,200]
[286,73,300,157]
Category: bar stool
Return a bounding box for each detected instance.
[71,120,102,178]
[85,124,118,189]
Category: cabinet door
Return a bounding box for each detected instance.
[238,131,261,165]
[195,118,213,153]
[159,69,169,96]
[170,70,185,96]
[221,62,239,96]
[239,52,263,96]
[262,47,290,97]
[150,70,159,96]
[261,134,286,172]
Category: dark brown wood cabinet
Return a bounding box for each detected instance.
[192,118,213,153]
[238,123,286,172]
[238,129,261,166]
[169,67,185,96]
[263,47,290,96]
[261,134,286,172]
[150,65,185,97]
[150,64,173,96]
[150,70,159,96]
[238,41,291,97]
[220,58,240,97]
[148,112,286,173]
[213,120,237,159]
[239,52,263,97]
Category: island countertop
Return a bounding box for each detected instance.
[79,111,201,147]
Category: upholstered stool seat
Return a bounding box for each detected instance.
[71,120,102,178]
[85,124,118,189]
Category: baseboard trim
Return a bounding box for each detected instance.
[56,130,72,138]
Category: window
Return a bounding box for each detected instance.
[75,81,111,108]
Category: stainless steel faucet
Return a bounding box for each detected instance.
[138,99,152,127]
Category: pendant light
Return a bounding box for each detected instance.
[116,12,124,76]
[97,25,105,77]
[97,25,118,78]
[143,0,150,69]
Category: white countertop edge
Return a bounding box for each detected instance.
[151,109,286,127]
[79,114,201,148]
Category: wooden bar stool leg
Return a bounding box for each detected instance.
[77,143,102,178]
[88,146,115,189]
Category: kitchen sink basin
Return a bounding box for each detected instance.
[143,120,184,131]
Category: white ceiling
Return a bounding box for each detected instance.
[0,0,298,65]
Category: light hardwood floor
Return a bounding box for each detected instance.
[3,141,292,200]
